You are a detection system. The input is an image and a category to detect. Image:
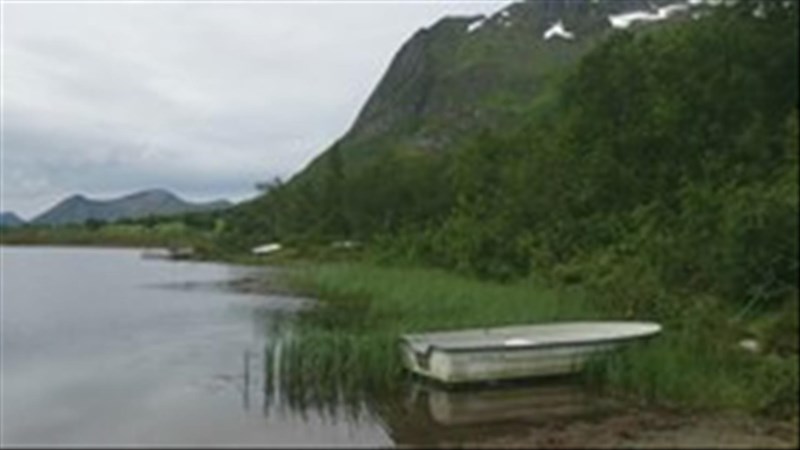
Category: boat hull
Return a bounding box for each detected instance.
[401,341,616,384]
[399,321,661,384]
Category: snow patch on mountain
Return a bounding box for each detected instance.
[544,20,575,40]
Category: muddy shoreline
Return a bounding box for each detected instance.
[477,409,799,449]
[220,267,300,297]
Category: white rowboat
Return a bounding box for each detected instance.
[399,321,661,384]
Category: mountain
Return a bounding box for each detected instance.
[0,212,25,228]
[32,189,232,226]
[226,0,708,245]
[295,0,688,180]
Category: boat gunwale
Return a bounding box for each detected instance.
[418,333,660,355]
[399,322,662,356]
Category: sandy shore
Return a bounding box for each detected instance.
[470,408,798,449]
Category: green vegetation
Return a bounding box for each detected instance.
[273,262,797,417]
[273,262,599,401]
[229,3,798,308]
[228,1,798,317]
[0,211,225,251]
[590,323,799,417]
[236,2,799,417]
[6,0,797,418]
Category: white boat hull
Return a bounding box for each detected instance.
[399,321,660,384]
[401,341,616,383]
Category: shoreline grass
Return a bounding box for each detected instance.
[278,262,799,417]
[265,262,603,402]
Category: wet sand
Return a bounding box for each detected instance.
[478,409,799,449]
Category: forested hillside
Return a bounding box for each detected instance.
[224,0,798,345]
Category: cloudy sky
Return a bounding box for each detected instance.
[1,0,514,219]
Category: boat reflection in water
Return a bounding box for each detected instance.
[245,337,617,447]
[414,379,600,426]
[374,378,616,447]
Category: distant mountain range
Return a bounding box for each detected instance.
[30,189,232,226]
[0,212,26,228]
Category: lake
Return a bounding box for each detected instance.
[1,246,607,447]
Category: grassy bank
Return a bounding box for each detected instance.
[266,262,597,404]
[276,262,798,417]
[0,223,212,250]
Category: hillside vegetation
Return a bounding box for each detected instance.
[221,1,799,415]
[227,0,798,331]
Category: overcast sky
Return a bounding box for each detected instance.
[1,0,514,219]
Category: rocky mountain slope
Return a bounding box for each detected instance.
[296,0,689,179]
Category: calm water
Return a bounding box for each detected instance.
[1,246,609,447]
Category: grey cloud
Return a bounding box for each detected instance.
[2,1,512,218]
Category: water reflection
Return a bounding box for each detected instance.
[380,380,617,447]
[154,290,609,445]
[2,247,616,446]
[254,336,617,448]
[257,339,379,427]
[2,247,388,446]
[409,380,600,426]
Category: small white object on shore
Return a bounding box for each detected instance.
[141,248,172,259]
[331,240,360,249]
[738,338,761,353]
[252,243,282,255]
